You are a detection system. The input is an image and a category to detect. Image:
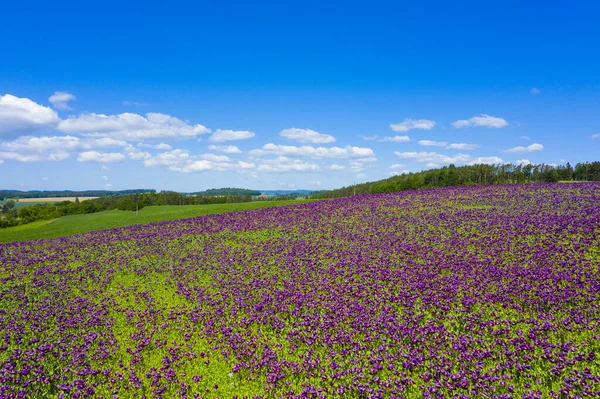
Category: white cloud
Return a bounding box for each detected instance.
[279,128,335,144]
[356,173,368,179]
[390,170,410,176]
[126,149,152,160]
[256,156,320,173]
[250,143,374,159]
[590,134,600,140]
[504,143,544,153]
[329,164,346,171]
[468,156,504,165]
[390,119,436,132]
[418,140,447,147]
[0,135,133,163]
[143,148,254,173]
[380,135,410,143]
[309,180,321,186]
[515,159,531,166]
[390,163,406,169]
[48,91,76,110]
[349,157,377,172]
[452,114,508,129]
[394,151,471,165]
[361,135,379,141]
[138,142,172,150]
[122,101,148,106]
[77,151,126,163]
[208,145,242,154]
[530,88,541,95]
[447,143,479,150]
[102,175,109,181]
[519,136,530,140]
[0,94,60,136]
[209,129,254,142]
[59,112,210,140]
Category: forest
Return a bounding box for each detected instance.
[315,161,600,198]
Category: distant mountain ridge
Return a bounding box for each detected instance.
[0,189,154,199]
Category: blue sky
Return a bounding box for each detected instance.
[1,1,599,191]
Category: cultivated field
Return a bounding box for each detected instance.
[17,197,99,202]
[0,200,313,243]
[0,183,599,398]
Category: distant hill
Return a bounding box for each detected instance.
[189,187,261,196]
[259,190,315,196]
[0,189,155,200]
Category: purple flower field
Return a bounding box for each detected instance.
[1,183,599,399]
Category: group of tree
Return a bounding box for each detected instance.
[0,189,154,201]
[190,187,261,196]
[314,162,600,199]
[0,191,257,229]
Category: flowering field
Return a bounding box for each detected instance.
[1,183,599,399]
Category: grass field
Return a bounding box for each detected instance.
[0,200,314,243]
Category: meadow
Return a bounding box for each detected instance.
[0,183,599,398]
[0,200,313,243]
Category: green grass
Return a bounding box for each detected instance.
[0,200,314,243]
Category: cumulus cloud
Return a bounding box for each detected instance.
[515,159,532,166]
[329,164,346,171]
[530,88,541,95]
[250,143,374,159]
[256,156,320,173]
[446,143,479,150]
[209,129,255,142]
[418,140,447,147]
[590,134,600,140]
[138,142,172,150]
[349,157,377,172]
[143,148,254,173]
[279,128,335,144]
[468,156,504,165]
[380,135,410,143]
[208,145,242,154]
[77,151,126,163]
[59,112,211,140]
[504,143,544,153]
[48,91,76,110]
[390,119,436,132]
[0,135,131,162]
[452,114,508,129]
[394,151,471,165]
[390,163,406,169]
[0,94,60,136]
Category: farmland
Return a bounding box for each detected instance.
[0,200,313,243]
[0,183,599,398]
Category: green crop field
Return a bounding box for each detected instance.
[0,200,314,243]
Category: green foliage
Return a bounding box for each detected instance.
[191,187,261,196]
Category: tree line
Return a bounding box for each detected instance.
[314,162,600,199]
[0,189,154,201]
